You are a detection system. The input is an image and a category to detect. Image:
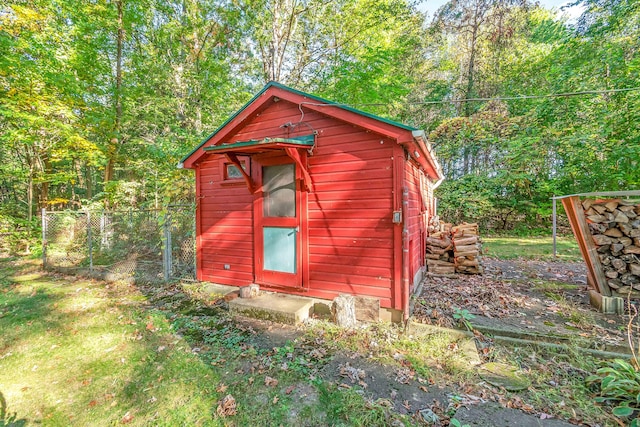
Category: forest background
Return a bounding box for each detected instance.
[1,0,639,249]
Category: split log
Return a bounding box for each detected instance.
[604,227,623,237]
[605,270,619,279]
[621,274,640,286]
[587,214,607,223]
[452,235,479,246]
[604,200,620,212]
[427,260,455,267]
[613,210,629,223]
[619,237,632,246]
[452,223,479,234]
[454,251,480,258]
[239,284,260,299]
[611,243,624,253]
[426,236,452,249]
[624,246,640,255]
[592,235,613,246]
[592,204,608,214]
[427,246,448,255]
[454,244,480,253]
[611,258,627,271]
[429,266,456,274]
[457,259,479,268]
[427,221,483,275]
[608,279,622,289]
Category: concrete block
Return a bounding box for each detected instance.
[229,293,313,324]
[379,307,403,323]
[203,282,240,296]
[589,290,624,314]
[311,300,332,318]
[354,296,380,322]
[239,283,260,298]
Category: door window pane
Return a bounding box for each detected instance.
[263,227,296,273]
[263,164,295,217]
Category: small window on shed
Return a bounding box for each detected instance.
[223,158,249,181]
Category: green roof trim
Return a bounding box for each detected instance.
[266,81,419,132]
[179,81,418,166]
[203,134,315,152]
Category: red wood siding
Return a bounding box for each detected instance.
[307,115,396,308]
[197,158,254,286]
[404,159,427,292]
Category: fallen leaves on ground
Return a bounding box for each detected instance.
[395,367,414,384]
[414,274,522,326]
[339,363,365,383]
[264,376,278,387]
[216,394,237,417]
[120,411,134,424]
[414,259,627,349]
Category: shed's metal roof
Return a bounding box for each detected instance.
[203,134,315,154]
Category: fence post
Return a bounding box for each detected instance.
[41,208,47,270]
[87,210,93,273]
[552,197,557,259]
[162,212,172,282]
[100,210,105,250]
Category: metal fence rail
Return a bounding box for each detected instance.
[42,206,195,282]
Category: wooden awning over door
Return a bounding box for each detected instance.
[203,134,315,193]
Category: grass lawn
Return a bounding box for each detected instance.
[0,258,223,426]
[482,236,581,262]
[0,257,420,426]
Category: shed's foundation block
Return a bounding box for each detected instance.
[589,290,624,314]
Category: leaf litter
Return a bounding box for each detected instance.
[120,260,619,426]
[413,258,628,349]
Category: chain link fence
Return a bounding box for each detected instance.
[42,206,195,282]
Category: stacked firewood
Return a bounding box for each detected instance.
[426,222,483,275]
[583,199,640,294]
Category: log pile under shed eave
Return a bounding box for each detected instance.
[426,222,483,275]
[584,198,640,295]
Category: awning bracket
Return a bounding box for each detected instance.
[285,147,314,192]
[224,153,255,193]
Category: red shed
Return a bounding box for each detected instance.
[179,82,443,320]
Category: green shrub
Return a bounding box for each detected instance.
[0,213,39,255]
[586,359,640,425]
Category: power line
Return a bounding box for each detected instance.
[300,86,640,108]
[412,86,640,105]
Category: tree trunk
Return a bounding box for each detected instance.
[27,162,34,222]
[105,0,124,184]
[463,17,479,117]
[40,155,51,210]
[86,164,93,199]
